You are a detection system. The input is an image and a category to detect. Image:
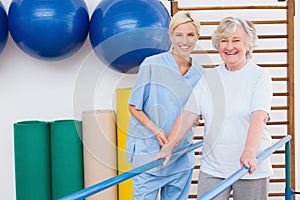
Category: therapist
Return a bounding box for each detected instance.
[126,11,203,200]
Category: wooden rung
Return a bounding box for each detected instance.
[267,121,288,125]
[188,194,288,199]
[272,164,286,168]
[269,192,285,196]
[200,20,287,26]
[258,35,288,39]
[194,136,204,140]
[259,64,288,68]
[273,150,286,154]
[271,106,288,110]
[199,35,287,40]
[273,92,288,96]
[177,5,287,11]
[195,151,202,156]
[201,64,288,68]
[194,165,200,170]
[192,49,287,54]
[252,20,287,24]
[194,135,288,140]
[255,49,288,53]
[272,135,288,139]
[272,77,288,81]
[193,151,286,157]
[191,178,286,185]
[192,179,287,185]
[188,194,197,198]
[270,179,286,183]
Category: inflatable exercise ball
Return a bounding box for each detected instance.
[8,0,89,61]
[0,1,8,55]
[89,0,171,73]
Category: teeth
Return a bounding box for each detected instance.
[225,52,237,55]
[180,46,189,49]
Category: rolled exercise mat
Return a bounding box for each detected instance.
[14,120,51,200]
[50,120,84,200]
[82,110,117,200]
[116,88,132,200]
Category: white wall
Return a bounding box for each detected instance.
[0,0,298,199]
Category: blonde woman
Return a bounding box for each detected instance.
[126,12,203,199]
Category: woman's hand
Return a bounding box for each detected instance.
[155,129,168,146]
[154,143,174,166]
[240,150,257,174]
[192,115,202,127]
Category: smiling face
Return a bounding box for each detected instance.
[170,22,199,59]
[218,27,248,71]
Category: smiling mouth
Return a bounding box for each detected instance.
[180,45,190,50]
[225,52,238,55]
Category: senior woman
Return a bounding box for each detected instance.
[155,16,273,200]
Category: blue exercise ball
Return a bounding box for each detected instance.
[0,1,8,55]
[89,0,171,73]
[8,0,89,61]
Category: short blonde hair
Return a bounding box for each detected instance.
[212,16,257,59]
[169,12,200,35]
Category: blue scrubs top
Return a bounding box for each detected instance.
[126,51,203,176]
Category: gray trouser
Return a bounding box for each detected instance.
[197,171,269,200]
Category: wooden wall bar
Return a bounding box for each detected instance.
[170,1,295,199]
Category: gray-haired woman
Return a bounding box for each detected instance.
[156,16,273,200]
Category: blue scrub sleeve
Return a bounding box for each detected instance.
[128,63,151,111]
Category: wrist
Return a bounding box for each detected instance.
[243,149,256,156]
[146,121,161,135]
[154,128,162,136]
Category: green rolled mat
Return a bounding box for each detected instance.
[14,120,51,200]
[50,119,84,200]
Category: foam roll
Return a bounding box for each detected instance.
[116,88,133,200]
[82,110,117,200]
[14,120,51,200]
[50,120,84,200]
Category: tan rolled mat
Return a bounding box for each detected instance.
[82,110,117,199]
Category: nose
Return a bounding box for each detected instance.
[225,41,234,50]
[181,36,189,43]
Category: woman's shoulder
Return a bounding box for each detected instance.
[246,61,272,81]
[142,51,171,64]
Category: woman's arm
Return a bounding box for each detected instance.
[155,110,199,165]
[128,104,168,146]
[240,110,268,174]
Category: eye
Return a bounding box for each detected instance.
[233,39,240,42]
[187,33,196,37]
[220,39,228,43]
[173,32,183,37]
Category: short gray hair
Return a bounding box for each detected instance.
[211,16,257,59]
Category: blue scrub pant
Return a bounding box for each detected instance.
[133,169,193,200]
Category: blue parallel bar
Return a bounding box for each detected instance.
[285,140,294,200]
[59,141,203,200]
[197,135,292,200]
